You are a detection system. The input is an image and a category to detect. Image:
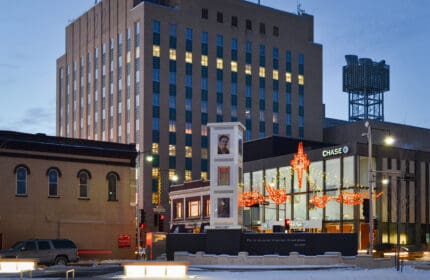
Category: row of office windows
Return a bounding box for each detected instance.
[201,8,280,37]
[152,20,305,140]
[14,165,121,202]
[60,22,141,143]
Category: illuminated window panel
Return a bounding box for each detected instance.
[185,170,192,181]
[216,58,223,69]
[151,192,159,204]
[231,61,238,72]
[259,67,266,78]
[245,64,252,75]
[169,120,176,132]
[152,45,160,57]
[152,143,159,154]
[272,70,279,80]
[285,72,292,83]
[127,52,131,63]
[169,145,176,156]
[168,169,177,180]
[201,55,208,66]
[185,52,193,63]
[135,47,140,58]
[185,123,192,134]
[298,74,304,85]
[201,148,208,159]
[185,146,192,158]
[201,125,207,136]
[188,200,201,217]
[201,172,208,180]
[175,202,183,219]
[152,168,160,178]
[169,49,176,60]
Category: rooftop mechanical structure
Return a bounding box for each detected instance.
[343,55,390,121]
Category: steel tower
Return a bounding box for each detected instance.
[343,55,390,121]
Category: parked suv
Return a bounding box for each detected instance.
[0,239,79,265]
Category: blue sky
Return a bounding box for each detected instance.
[1,0,429,135]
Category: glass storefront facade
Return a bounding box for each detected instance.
[243,156,359,233]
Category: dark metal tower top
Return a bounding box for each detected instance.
[343,55,390,122]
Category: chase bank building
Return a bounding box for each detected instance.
[243,119,430,251]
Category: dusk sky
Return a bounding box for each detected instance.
[1,0,429,135]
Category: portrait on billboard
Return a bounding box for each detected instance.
[217,166,230,186]
[217,197,230,218]
[217,134,230,154]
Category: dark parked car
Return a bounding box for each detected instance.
[0,239,79,265]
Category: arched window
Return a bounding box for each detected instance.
[16,167,28,195]
[77,169,91,199]
[107,172,120,201]
[47,168,60,197]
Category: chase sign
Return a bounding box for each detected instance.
[322,146,349,158]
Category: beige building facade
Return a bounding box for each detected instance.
[0,131,137,259]
[56,0,323,231]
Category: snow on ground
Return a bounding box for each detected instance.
[186,267,430,280]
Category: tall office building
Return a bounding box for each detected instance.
[56,0,323,231]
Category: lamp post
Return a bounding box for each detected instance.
[364,121,374,255]
[363,121,395,256]
[135,145,153,259]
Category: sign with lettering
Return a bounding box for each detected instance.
[322,146,349,158]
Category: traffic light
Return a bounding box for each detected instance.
[158,214,165,232]
[363,199,370,223]
[284,219,291,231]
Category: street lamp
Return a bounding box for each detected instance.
[135,145,153,258]
[363,121,394,256]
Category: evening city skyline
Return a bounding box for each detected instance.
[0,0,429,135]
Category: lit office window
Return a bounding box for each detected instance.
[285,72,292,83]
[153,45,160,57]
[185,122,192,134]
[231,61,238,72]
[201,172,208,180]
[169,145,176,156]
[185,52,193,63]
[201,148,208,159]
[201,125,207,136]
[259,67,266,78]
[298,74,304,85]
[152,143,159,154]
[169,120,176,132]
[245,64,252,75]
[272,70,279,80]
[169,49,176,60]
[185,146,192,157]
[216,58,223,69]
[201,55,208,66]
[185,170,192,181]
[152,168,159,178]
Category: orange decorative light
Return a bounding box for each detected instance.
[336,191,364,205]
[335,191,384,205]
[290,142,310,189]
[238,191,265,207]
[265,184,290,205]
[309,194,331,208]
